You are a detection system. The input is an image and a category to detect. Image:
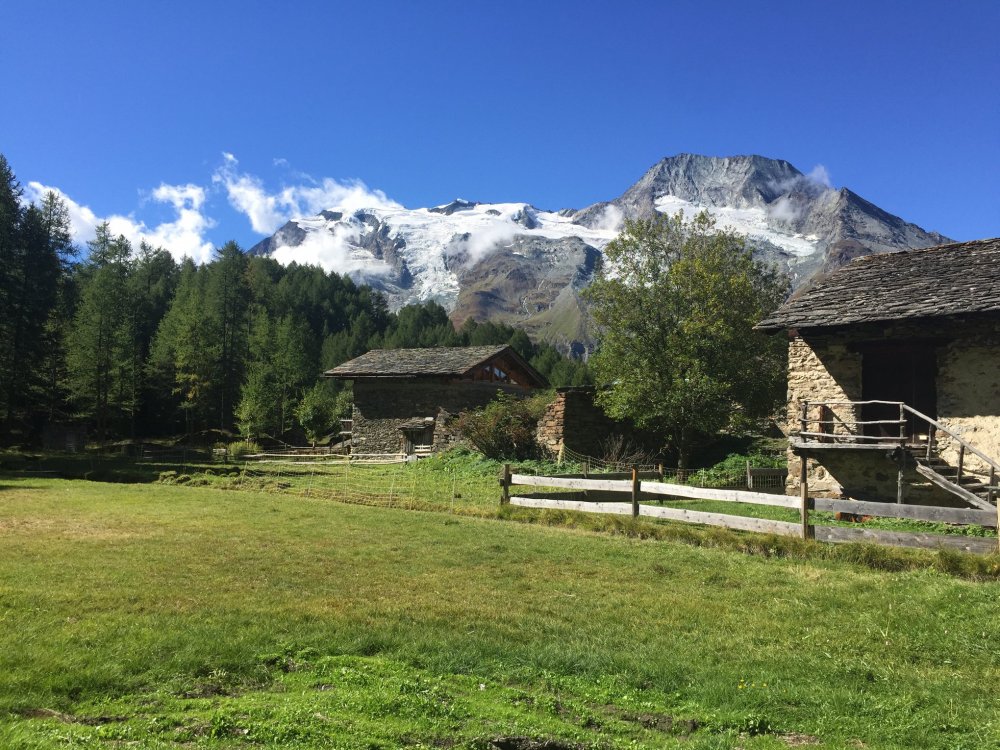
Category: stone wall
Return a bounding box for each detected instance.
[785,318,1000,502]
[351,379,530,454]
[936,329,1000,479]
[536,387,653,459]
[785,334,863,497]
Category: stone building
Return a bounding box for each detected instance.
[324,345,547,455]
[536,386,656,460]
[756,237,1000,509]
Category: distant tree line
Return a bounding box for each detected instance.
[0,154,588,446]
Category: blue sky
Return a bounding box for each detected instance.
[2,0,997,261]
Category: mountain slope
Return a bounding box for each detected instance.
[249,154,951,352]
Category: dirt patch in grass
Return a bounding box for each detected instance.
[487,738,586,750]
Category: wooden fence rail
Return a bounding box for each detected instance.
[499,464,999,555]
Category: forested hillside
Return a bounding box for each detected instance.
[0,155,587,445]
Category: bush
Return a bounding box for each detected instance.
[228,440,262,461]
[456,391,552,460]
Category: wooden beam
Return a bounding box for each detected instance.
[812,498,997,527]
[510,474,631,492]
[814,526,998,555]
[638,505,801,536]
[800,454,812,539]
[639,481,801,508]
[509,497,632,515]
[631,467,640,518]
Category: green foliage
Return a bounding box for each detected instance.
[227,439,261,460]
[456,390,552,460]
[294,382,345,446]
[0,159,72,433]
[585,212,789,468]
[0,152,589,445]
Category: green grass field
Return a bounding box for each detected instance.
[1,474,999,749]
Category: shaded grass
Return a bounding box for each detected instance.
[0,477,999,747]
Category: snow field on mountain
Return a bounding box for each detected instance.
[654,195,820,257]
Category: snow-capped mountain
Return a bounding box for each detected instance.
[249,154,950,353]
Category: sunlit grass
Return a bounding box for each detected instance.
[0,476,998,747]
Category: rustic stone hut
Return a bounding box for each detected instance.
[535,386,657,460]
[324,345,547,455]
[756,237,1000,509]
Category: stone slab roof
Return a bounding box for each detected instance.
[756,238,1000,331]
[324,344,547,386]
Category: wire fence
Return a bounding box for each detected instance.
[559,445,787,491]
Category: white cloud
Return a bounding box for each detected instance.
[214,153,401,235]
[24,181,215,263]
[805,164,832,189]
[270,225,393,278]
[593,204,624,233]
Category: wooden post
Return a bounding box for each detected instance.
[746,460,753,490]
[799,454,812,540]
[500,463,511,506]
[631,466,640,518]
[657,463,664,482]
[956,445,965,485]
[799,401,809,438]
[899,402,906,446]
[926,424,935,462]
[896,450,905,505]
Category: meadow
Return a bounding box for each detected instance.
[1,470,999,749]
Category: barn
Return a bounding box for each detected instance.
[324,344,548,456]
[756,237,1000,509]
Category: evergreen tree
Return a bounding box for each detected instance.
[65,225,134,441]
[0,158,68,432]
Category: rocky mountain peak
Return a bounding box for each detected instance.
[248,153,951,354]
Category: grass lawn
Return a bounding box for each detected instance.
[0,476,999,748]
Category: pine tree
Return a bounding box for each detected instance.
[65,225,134,441]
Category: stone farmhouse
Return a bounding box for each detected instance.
[756,237,1000,510]
[324,345,547,456]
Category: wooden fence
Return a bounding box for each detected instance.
[499,465,999,555]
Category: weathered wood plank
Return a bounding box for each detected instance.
[814,525,998,554]
[812,498,997,527]
[510,474,631,492]
[509,497,632,515]
[638,505,801,536]
[639,481,801,508]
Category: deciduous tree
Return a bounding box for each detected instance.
[585,212,788,469]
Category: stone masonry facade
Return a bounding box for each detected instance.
[351,379,529,455]
[786,319,1000,504]
[536,387,655,459]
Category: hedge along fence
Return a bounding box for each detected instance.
[499,465,1000,555]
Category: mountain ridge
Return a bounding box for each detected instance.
[248,154,951,353]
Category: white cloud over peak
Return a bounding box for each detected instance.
[24,181,215,263]
[213,153,401,235]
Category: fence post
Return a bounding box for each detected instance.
[800,401,809,438]
[500,463,511,506]
[799,454,813,540]
[657,463,664,482]
[746,460,753,490]
[631,466,640,518]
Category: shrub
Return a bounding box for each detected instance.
[228,440,262,461]
[456,391,552,460]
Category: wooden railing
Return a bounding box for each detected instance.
[795,400,999,507]
[498,465,1000,554]
[900,404,1000,506]
[796,399,909,446]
